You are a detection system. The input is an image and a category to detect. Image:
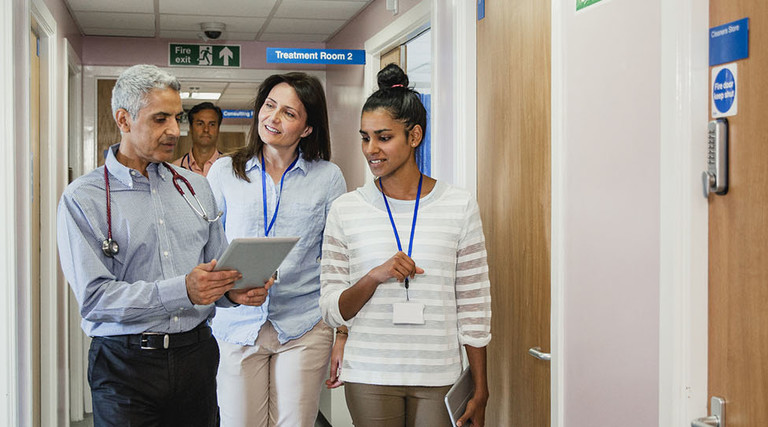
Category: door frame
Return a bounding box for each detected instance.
[0,0,20,423]
[551,1,565,425]
[657,0,710,425]
[362,0,477,194]
[30,0,64,425]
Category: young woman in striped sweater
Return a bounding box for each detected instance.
[320,64,492,427]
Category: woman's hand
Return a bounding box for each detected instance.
[225,277,274,306]
[456,392,488,426]
[326,330,347,389]
[367,251,424,284]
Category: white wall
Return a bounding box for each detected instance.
[325,0,423,190]
[557,1,661,424]
[1,0,81,425]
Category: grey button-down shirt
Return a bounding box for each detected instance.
[57,144,233,337]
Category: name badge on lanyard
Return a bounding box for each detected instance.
[393,301,425,324]
[380,174,424,325]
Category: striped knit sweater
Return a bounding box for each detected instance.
[319,179,492,386]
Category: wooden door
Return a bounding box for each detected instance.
[97,79,120,166]
[29,27,42,427]
[379,45,403,70]
[708,2,768,426]
[477,0,551,426]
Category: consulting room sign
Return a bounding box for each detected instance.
[169,43,241,67]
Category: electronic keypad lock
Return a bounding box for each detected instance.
[702,118,729,197]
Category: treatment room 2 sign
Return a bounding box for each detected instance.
[266,48,365,65]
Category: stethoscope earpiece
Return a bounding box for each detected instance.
[102,238,119,258]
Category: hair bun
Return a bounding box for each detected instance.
[377,63,409,90]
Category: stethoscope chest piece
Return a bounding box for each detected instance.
[102,238,119,258]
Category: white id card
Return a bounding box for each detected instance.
[392,302,425,324]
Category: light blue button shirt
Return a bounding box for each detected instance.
[207,154,346,344]
[57,144,233,337]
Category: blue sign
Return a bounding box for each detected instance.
[712,67,736,115]
[266,48,365,65]
[222,109,253,119]
[478,0,485,20]
[710,18,749,66]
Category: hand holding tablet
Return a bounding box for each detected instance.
[214,237,300,289]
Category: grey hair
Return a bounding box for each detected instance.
[111,64,181,120]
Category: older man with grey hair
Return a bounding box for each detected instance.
[57,64,268,426]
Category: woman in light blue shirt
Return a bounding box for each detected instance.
[207,72,347,427]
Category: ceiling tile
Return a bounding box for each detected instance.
[159,14,267,33]
[158,0,277,17]
[66,0,154,13]
[258,33,329,43]
[75,12,155,30]
[275,1,366,20]
[263,18,345,35]
[158,30,258,41]
[82,27,156,37]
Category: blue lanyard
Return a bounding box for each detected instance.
[380,173,423,293]
[261,153,299,237]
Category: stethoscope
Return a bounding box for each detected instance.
[101,162,222,258]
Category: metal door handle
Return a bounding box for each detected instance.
[691,397,725,427]
[691,416,719,427]
[527,347,551,361]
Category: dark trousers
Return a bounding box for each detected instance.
[88,332,220,427]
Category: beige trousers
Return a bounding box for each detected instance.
[216,321,333,427]
[345,382,453,427]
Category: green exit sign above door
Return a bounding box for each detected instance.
[576,0,603,11]
[169,43,241,67]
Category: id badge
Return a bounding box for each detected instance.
[392,302,425,325]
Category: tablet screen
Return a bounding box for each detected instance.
[214,237,299,289]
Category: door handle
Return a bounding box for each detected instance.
[691,416,718,427]
[527,347,551,361]
[691,397,725,427]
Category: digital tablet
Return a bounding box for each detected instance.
[445,367,474,426]
[214,237,299,289]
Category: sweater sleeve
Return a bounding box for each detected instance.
[319,201,353,328]
[455,196,492,347]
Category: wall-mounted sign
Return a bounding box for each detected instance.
[709,17,749,66]
[576,0,603,11]
[712,63,737,118]
[222,109,253,119]
[266,48,365,65]
[170,43,241,67]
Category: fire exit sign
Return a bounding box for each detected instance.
[169,43,241,67]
